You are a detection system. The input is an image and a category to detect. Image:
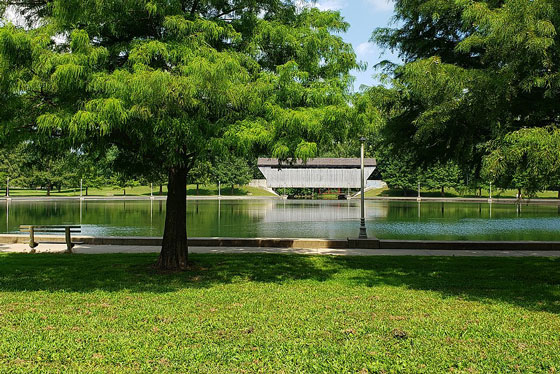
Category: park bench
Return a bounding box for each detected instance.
[19,225,81,254]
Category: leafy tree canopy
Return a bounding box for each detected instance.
[368,0,560,192]
[0,0,366,269]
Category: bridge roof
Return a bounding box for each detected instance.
[258,158,377,168]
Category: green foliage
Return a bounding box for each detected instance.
[377,146,462,195]
[0,0,361,173]
[483,126,560,195]
[211,156,252,190]
[376,150,419,194]
[188,160,212,185]
[0,1,363,264]
[421,161,462,193]
[368,0,560,193]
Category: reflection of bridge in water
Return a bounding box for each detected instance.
[242,200,389,223]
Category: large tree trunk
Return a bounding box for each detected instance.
[157,166,188,270]
[46,184,51,196]
[159,184,163,195]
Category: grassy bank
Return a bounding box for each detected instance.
[0,253,559,373]
[0,185,276,197]
[365,187,560,199]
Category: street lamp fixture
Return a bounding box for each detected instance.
[359,136,368,239]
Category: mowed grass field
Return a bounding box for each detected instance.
[365,187,560,199]
[0,185,276,197]
[0,253,559,373]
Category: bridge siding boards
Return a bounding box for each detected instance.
[257,158,377,189]
[257,158,376,168]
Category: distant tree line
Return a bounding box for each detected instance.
[0,145,255,196]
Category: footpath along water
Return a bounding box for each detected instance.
[1,199,560,241]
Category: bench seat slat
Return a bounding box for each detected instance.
[20,225,81,229]
[20,227,81,231]
[20,230,81,233]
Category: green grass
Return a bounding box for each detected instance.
[1,185,276,197]
[0,253,559,373]
[365,187,560,199]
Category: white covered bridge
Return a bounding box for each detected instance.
[257,158,378,189]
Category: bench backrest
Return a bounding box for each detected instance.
[20,225,81,233]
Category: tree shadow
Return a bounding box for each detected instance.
[0,252,558,314]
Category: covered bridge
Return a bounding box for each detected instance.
[257,158,378,189]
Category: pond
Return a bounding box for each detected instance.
[1,199,560,241]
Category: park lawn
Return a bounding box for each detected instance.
[1,185,276,197]
[366,187,560,199]
[0,254,559,373]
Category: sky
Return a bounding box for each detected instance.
[310,0,400,91]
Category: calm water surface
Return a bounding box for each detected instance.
[1,199,560,241]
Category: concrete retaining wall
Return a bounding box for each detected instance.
[3,234,560,251]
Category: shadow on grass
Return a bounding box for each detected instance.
[0,252,559,313]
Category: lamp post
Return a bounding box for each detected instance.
[359,137,368,239]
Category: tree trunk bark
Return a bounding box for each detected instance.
[86,186,89,196]
[159,184,163,195]
[441,186,444,197]
[557,190,560,200]
[157,166,189,270]
[123,188,126,196]
[46,184,51,196]
[196,183,199,195]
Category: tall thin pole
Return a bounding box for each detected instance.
[6,177,9,197]
[80,178,83,198]
[359,137,367,239]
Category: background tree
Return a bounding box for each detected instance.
[421,161,461,197]
[368,0,560,190]
[0,143,28,194]
[188,160,212,195]
[211,156,252,194]
[483,127,560,197]
[0,1,364,269]
[376,149,418,196]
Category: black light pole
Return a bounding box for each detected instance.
[359,137,368,239]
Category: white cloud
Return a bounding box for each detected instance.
[363,0,394,12]
[315,0,347,11]
[296,0,347,11]
[3,6,25,27]
[356,42,375,57]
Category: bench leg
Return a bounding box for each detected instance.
[65,227,74,254]
[29,227,37,254]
